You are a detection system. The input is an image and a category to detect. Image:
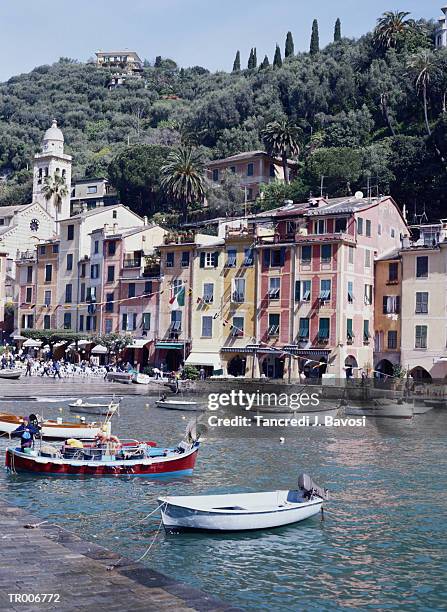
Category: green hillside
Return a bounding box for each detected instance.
[0,13,446,220]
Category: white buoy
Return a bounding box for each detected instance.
[279,437,285,444]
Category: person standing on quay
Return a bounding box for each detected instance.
[53,360,61,379]
[25,356,33,376]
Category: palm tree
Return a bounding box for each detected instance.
[407,50,439,136]
[373,11,415,51]
[41,173,68,224]
[160,147,205,221]
[262,119,300,183]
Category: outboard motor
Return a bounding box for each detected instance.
[298,473,329,500]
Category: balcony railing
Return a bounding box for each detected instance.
[123,258,142,269]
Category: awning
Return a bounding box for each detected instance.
[68,339,92,349]
[155,342,184,350]
[23,339,42,348]
[130,339,150,349]
[91,345,108,355]
[53,341,67,348]
[185,352,222,369]
[12,333,27,341]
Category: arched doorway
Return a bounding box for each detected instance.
[228,355,246,377]
[410,366,432,382]
[344,355,358,379]
[261,356,285,379]
[375,359,394,380]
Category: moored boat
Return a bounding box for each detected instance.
[0,369,22,380]
[0,413,111,440]
[132,372,151,385]
[344,400,413,419]
[423,398,447,409]
[106,372,133,384]
[158,473,328,532]
[5,437,199,477]
[68,398,120,416]
[155,398,204,411]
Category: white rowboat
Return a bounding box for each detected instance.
[155,399,204,412]
[68,398,120,416]
[0,369,22,380]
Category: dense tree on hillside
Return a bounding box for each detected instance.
[285,32,294,58]
[273,45,283,68]
[232,51,241,72]
[262,119,301,183]
[247,48,258,69]
[260,55,270,70]
[310,19,320,55]
[160,146,206,221]
[407,50,439,137]
[206,170,246,216]
[334,18,342,42]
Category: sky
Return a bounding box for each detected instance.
[0,0,443,81]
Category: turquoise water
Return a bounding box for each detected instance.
[0,396,446,611]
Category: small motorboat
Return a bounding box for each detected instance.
[155,397,204,412]
[5,431,200,478]
[0,413,111,440]
[133,372,151,385]
[69,398,121,416]
[159,473,328,532]
[106,372,133,384]
[423,398,447,409]
[344,399,413,419]
[0,369,22,380]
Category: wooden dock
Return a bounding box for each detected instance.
[0,499,236,611]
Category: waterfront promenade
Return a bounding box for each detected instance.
[0,499,235,611]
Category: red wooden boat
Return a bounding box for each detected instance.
[5,438,200,478]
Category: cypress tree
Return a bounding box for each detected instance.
[273,45,283,68]
[285,31,294,57]
[252,47,257,68]
[310,19,320,55]
[232,50,241,72]
[260,55,270,69]
[334,18,341,42]
[247,48,253,69]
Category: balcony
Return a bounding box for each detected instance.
[163,231,196,245]
[294,231,356,245]
[18,250,36,262]
[123,258,142,269]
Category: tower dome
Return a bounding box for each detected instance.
[42,119,64,154]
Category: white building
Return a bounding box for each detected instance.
[436,5,447,49]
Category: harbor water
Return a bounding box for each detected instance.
[0,395,446,611]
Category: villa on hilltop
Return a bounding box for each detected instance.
[95,50,143,88]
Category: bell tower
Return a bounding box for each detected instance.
[33,119,72,225]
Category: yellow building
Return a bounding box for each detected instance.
[373,250,401,378]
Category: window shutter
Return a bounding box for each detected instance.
[263,248,271,268]
[212,252,219,267]
[383,296,387,314]
[396,296,400,314]
[279,247,286,266]
[200,252,205,268]
[295,280,300,302]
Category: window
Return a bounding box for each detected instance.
[181,251,190,267]
[416,292,428,314]
[286,221,296,235]
[212,169,219,182]
[232,278,245,302]
[112,210,117,219]
[301,280,311,301]
[388,262,398,282]
[65,284,72,303]
[80,283,86,303]
[107,265,115,282]
[314,220,325,235]
[247,162,254,176]
[321,244,332,262]
[43,315,51,330]
[105,293,114,313]
[230,166,236,174]
[335,218,347,233]
[294,280,300,302]
[244,248,253,266]
[64,313,72,330]
[170,310,182,333]
[105,319,113,334]
[357,217,363,235]
[26,287,32,303]
[348,246,354,265]
[21,314,34,330]
[383,295,400,314]
[268,313,280,336]
[268,277,280,300]
[203,283,214,303]
[270,248,285,267]
[232,316,244,337]
[144,281,153,295]
[364,284,373,306]
[269,163,276,178]
[87,185,97,194]
[363,320,370,343]
[142,313,151,331]
[86,286,96,302]
[27,266,33,283]
[365,220,371,237]
[415,325,427,349]
[128,283,136,298]
[201,316,213,338]
[166,252,174,268]
[347,318,354,342]
[79,315,84,332]
[319,279,331,301]
[364,249,371,268]
[226,249,237,267]
[378,223,382,236]
[388,331,398,350]
[172,279,182,298]
[121,314,130,331]
[301,246,312,263]
[298,318,309,340]
[67,225,74,241]
[94,240,99,254]
[318,318,330,341]
[200,251,218,268]
[347,281,354,303]
[391,228,395,238]
[108,241,116,256]
[416,256,428,278]
[44,290,51,306]
[66,253,73,271]
[39,245,46,256]
[90,264,99,279]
